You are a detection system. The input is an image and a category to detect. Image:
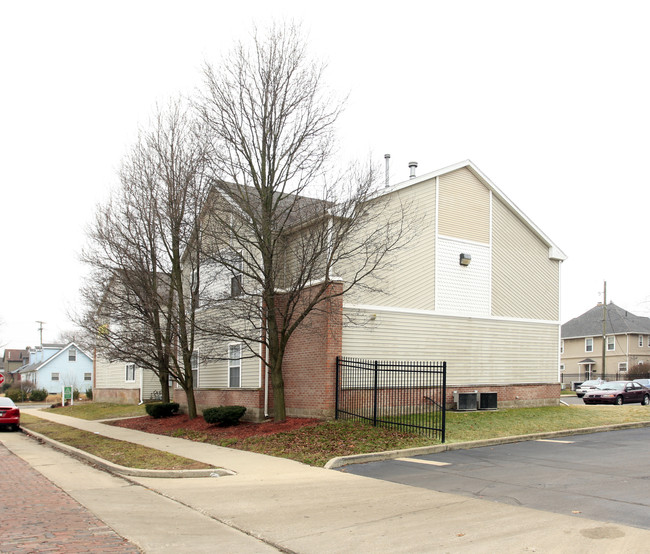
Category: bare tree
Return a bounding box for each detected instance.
[196,23,414,422]
[79,99,210,418]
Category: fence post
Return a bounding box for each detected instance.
[373,360,378,427]
[441,361,447,443]
[335,356,340,420]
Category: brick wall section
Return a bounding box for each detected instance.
[447,383,561,408]
[93,388,140,404]
[267,281,343,419]
[174,388,265,421]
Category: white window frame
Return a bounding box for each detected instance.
[191,350,199,388]
[228,343,242,388]
[640,335,644,348]
[125,363,136,382]
[51,372,59,381]
[68,347,77,362]
[585,338,593,353]
[607,336,615,351]
[619,362,628,372]
[84,372,92,381]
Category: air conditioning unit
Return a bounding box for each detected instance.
[478,392,498,410]
[453,391,478,411]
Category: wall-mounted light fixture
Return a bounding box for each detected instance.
[459,253,471,266]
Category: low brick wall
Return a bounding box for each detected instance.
[93,388,140,404]
[174,388,266,421]
[447,383,561,409]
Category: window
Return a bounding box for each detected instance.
[607,336,615,351]
[68,347,77,362]
[228,343,242,388]
[191,350,199,388]
[51,372,59,381]
[231,253,243,297]
[560,364,565,372]
[585,338,593,352]
[84,372,92,381]
[125,363,135,382]
[640,335,644,348]
[560,340,564,354]
[619,362,628,372]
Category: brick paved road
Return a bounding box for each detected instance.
[0,441,140,553]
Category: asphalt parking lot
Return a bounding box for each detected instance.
[340,427,650,530]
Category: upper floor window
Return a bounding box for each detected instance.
[607,336,615,351]
[640,335,644,348]
[68,347,77,362]
[560,340,564,354]
[191,350,199,388]
[231,253,243,297]
[51,372,60,381]
[125,363,136,382]
[585,338,593,352]
[228,343,242,388]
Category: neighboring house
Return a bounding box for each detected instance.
[179,160,566,419]
[2,348,30,384]
[561,302,650,385]
[94,356,164,404]
[17,343,93,393]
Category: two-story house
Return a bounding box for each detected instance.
[561,302,650,385]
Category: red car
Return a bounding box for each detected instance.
[583,381,650,405]
[0,398,20,431]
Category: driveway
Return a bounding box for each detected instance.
[339,428,650,530]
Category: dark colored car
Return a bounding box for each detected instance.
[0,398,20,431]
[583,381,650,405]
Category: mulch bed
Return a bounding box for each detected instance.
[108,414,322,440]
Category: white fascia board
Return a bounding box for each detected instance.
[344,303,561,326]
[378,159,567,262]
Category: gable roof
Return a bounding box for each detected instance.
[17,342,92,374]
[562,302,650,338]
[3,349,29,362]
[382,160,567,262]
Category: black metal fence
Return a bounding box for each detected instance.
[335,357,446,442]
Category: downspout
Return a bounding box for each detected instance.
[138,366,143,405]
[264,339,269,418]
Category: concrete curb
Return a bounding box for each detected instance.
[21,427,236,479]
[324,420,650,469]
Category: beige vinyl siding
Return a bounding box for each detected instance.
[195,345,260,389]
[491,197,559,321]
[142,369,161,399]
[343,178,436,310]
[94,356,140,389]
[343,308,559,384]
[438,168,490,244]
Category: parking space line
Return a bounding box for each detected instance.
[395,457,451,466]
[535,439,575,444]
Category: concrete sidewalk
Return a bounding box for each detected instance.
[8,408,650,552]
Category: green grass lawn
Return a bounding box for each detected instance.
[25,402,650,468]
[44,402,147,420]
[20,413,212,470]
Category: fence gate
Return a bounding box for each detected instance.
[335,357,446,442]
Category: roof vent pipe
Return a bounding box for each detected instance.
[384,154,390,187]
[409,161,418,178]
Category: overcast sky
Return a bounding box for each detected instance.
[2,0,649,349]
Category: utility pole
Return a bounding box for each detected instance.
[601,281,607,380]
[36,321,46,346]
